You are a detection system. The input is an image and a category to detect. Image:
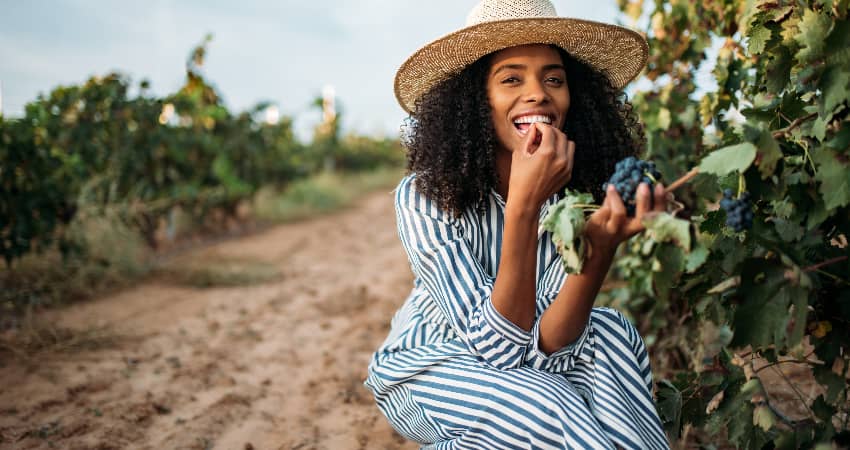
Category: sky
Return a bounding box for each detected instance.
[1,1,631,141]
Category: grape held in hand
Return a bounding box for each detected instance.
[602,156,662,216]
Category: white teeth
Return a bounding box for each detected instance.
[513,115,552,125]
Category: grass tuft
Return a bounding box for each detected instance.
[156,256,282,288]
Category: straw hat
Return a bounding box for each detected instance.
[394,0,648,115]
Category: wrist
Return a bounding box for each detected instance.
[505,198,540,220]
[586,241,616,269]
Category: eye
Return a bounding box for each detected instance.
[500,76,520,84]
[546,77,565,86]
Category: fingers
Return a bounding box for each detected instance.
[536,123,556,153]
[653,183,666,212]
[626,183,651,235]
[522,123,540,155]
[634,183,650,217]
[605,185,627,234]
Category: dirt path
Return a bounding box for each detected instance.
[0,190,417,450]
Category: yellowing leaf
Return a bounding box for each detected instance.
[753,405,776,431]
[811,320,832,338]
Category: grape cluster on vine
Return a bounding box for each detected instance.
[602,156,662,216]
[720,189,753,232]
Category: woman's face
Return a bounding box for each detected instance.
[486,44,570,153]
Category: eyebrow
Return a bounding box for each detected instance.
[492,63,566,76]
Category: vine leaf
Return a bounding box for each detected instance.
[752,405,776,431]
[656,380,683,438]
[643,212,692,251]
[732,263,806,348]
[698,143,758,176]
[540,189,594,274]
[819,65,850,117]
[794,9,833,63]
[813,149,850,209]
[748,24,772,55]
[756,129,781,178]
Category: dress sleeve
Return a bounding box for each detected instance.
[524,252,595,373]
[394,175,531,370]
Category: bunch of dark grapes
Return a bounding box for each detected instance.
[720,189,753,232]
[602,156,662,216]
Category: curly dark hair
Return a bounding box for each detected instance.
[403,45,646,217]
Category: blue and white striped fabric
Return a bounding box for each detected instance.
[365,174,669,449]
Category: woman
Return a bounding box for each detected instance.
[365,1,669,448]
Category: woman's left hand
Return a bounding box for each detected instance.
[584,182,667,259]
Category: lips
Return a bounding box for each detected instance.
[512,114,554,135]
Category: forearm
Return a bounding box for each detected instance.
[537,247,615,354]
[490,204,540,331]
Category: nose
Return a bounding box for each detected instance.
[523,78,549,103]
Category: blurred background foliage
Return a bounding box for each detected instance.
[0,36,403,315]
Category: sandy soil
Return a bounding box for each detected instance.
[0,190,417,450]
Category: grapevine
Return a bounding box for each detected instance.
[607,1,850,448]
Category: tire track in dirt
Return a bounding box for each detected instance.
[0,190,415,450]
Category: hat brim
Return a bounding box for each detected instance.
[394,17,648,115]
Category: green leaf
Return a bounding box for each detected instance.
[811,395,835,423]
[810,116,828,142]
[748,24,772,55]
[699,210,726,235]
[773,218,805,242]
[653,243,684,301]
[794,9,833,63]
[765,46,793,93]
[826,126,850,151]
[732,262,796,348]
[643,212,692,251]
[756,129,782,178]
[812,149,850,209]
[819,65,850,116]
[685,242,709,273]
[699,143,758,176]
[541,189,595,274]
[813,365,847,403]
[656,379,683,438]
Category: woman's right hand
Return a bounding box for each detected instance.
[506,122,575,214]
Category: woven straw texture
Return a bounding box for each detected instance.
[395,0,648,115]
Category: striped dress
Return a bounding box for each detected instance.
[365,174,669,450]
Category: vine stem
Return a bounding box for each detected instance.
[570,204,601,210]
[663,167,700,195]
[737,173,746,198]
[802,255,848,273]
[771,111,818,139]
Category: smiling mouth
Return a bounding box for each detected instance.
[513,115,553,135]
